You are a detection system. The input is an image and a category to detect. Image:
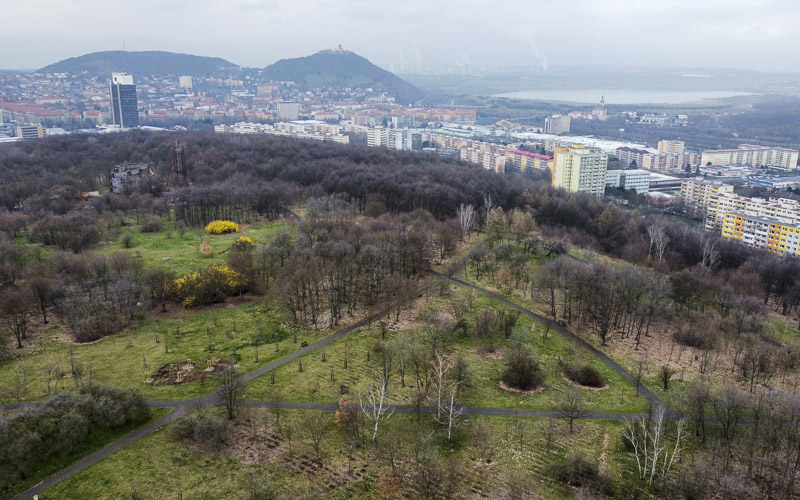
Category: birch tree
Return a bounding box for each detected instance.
[621,405,686,483]
[457,203,475,242]
[359,377,394,441]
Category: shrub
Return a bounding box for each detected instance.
[233,235,254,251]
[564,363,606,388]
[546,452,614,496]
[205,220,239,235]
[673,329,716,350]
[140,220,163,233]
[501,345,545,390]
[170,264,248,307]
[171,413,230,450]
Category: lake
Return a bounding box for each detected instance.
[494,88,752,104]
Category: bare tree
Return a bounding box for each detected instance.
[457,203,476,242]
[556,386,590,433]
[435,382,464,443]
[303,411,329,457]
[0,286,33,348]
[701,239,720,269]
[216,365,244,419]
[621,405,686,484]
[646,224,670,264]
[359,377,394,441]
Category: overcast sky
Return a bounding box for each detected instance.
[2,0,799,72]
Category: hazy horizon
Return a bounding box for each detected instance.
[3,0,800,74]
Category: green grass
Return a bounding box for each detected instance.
[41,409,628,500]
[246,287,647,414]
[0,300,333,403]
[95,217,295,275]
[766,316,800,346]
[4,407,172,498]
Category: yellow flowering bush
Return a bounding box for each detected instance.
[234,236,254,249]
[205,220,239,235]
[170,264,248,307]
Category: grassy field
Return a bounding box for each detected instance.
[95,217,295,275]
[4,407,172,498]
[0,299,336,403]
[246,286,648,414]
[41,409,630,500]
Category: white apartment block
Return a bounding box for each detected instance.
[606,169,650,193]
[460,148,506,173]
[544,114,571,135]
[553,148,608,196]
[387,129,413,151]
[701,144,799,170]
[679,178,735,217]
[367,127,389,147]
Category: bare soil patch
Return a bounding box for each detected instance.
[148,358,232,385]
[499,381,544,395]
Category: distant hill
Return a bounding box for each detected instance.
[263,49,427,104]
[0,69,27,76]
[38,51,238,77]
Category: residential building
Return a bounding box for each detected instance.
[277,102,300,120]
[460,148,506,173]
[722,211,800,256]
[701,144,799,170]
[543,114,571,135]
[367,126,389,147]
[606,169,650,193]
[616,147,650,168]
[641,153,686,174]
[505,149,552,174]
[705,192,800,231]
[679,178,735,216]
[109,73,139,128]
[178,76,193,90]
[657,140,685,154]
[387,129,413,151]
[552,147,608,196]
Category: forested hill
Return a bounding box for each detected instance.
[263,49,427,104]
[38,51,239,77]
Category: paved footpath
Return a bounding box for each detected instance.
[6,237,661,499]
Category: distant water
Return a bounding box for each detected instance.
[494,88,752,104]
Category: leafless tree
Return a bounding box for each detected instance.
[216,365,244,419]
[646,224,670,264]
[435,382,464,443]
[701,239,720,269]
[302,411,329,457]
[457,203,476,242]
[359,377,394,441]
[621,405,686,483]
[556,386,590,433]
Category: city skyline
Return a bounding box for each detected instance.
[3,0,800,73]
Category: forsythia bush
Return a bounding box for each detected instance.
[205,220,239,235]
[234,235,254,248]
[170,264,248,306]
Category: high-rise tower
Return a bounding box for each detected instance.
[110,72,139,128]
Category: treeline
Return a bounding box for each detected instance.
[0,384,149,496]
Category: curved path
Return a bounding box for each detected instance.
[7,236,487,500]
[428,270,665,409]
